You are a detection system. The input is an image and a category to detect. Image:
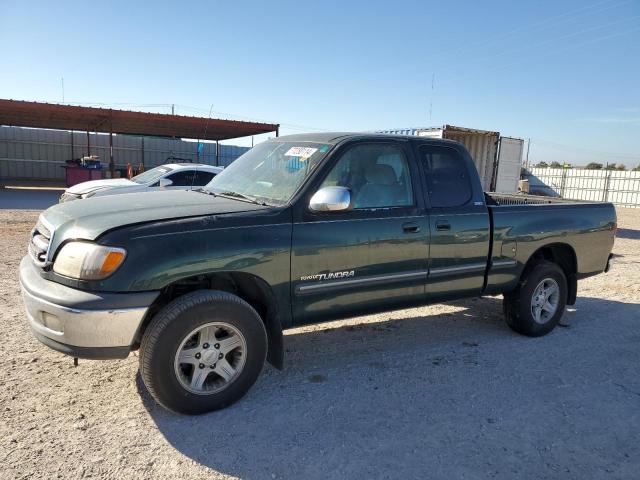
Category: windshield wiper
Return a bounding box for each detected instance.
[217,191,270,206]
[194,188,216,196]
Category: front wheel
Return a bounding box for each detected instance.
[139,290,267,414]
[503,261,568,337]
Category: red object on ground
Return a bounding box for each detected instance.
[63,166,103,187]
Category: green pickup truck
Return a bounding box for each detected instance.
[20,133,616,414]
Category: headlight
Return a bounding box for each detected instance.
[53,242,126,280]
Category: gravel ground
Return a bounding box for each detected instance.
[1,207,639,480]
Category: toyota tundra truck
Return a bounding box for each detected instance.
[19,133,616,414]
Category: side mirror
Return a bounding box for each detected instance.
[309,186,351,212]
[158,178,173,188]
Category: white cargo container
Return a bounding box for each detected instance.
[381,125,524,192]
[494,136,524,192]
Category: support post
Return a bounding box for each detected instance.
[215,141,219,166]
[276,126,280,137]
[86,130,90,157]
[109,130,115,177]
[603,171,612,202]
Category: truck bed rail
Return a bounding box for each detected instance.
[487,193,586,206]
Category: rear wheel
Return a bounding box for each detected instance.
[139,290,267,414]
[503,261,567,337]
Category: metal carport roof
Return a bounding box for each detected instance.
[0,99,279,140]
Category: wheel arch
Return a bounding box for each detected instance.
[521,243,578,305]
[135,271,284,369]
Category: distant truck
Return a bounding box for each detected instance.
[20,133,616,414]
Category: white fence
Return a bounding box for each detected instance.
[523,168,640,208]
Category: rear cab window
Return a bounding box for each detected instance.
[419,145,472,207]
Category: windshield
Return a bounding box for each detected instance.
[203,141,332,205]
[131,165,174,184]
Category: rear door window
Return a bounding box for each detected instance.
[419,146,472,207]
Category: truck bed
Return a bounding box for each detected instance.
[483,193,616,295]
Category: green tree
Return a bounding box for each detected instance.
[585,162,603,170]
[535,161,549,168]
[550,161,563,168]
[616,164,627,171]
[633,165,640,172]
[605,163,617,170]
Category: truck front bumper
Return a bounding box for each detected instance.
[19,256,160,359]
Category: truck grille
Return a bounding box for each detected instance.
[29,217,54,266]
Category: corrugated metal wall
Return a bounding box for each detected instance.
[0,126,250,184]
[524,167,640,208]
[440,130,498,190]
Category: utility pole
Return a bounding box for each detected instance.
[171,104,175,115]
[429,73,435,123]
[525,138,531,168]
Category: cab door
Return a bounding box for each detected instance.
[416,143,491,300]
[291,140,429,325]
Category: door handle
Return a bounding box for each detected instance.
[402,222,420,233]
[436,220,451,231]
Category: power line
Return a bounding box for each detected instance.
[445,25,640,84]
[174,104,330,132]
[442,0,632,59]
[441,14,640,79]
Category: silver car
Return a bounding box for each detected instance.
[59,163,223,202]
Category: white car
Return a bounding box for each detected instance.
[59,163,223,202]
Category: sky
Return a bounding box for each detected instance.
[1,0,639,167]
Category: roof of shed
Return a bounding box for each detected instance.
[0,99,279,140]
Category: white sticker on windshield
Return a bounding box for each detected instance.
[284,147,318,158]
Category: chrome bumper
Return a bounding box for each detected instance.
[19,256,159,359]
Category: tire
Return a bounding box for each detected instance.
[139,290,267,414]
[503,260,567,337]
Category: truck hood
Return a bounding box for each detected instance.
[66,178,137,194]
[41,190,269,255]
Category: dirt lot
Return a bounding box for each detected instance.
[1,207,638,480]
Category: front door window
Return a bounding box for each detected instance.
[320,144,414,209]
